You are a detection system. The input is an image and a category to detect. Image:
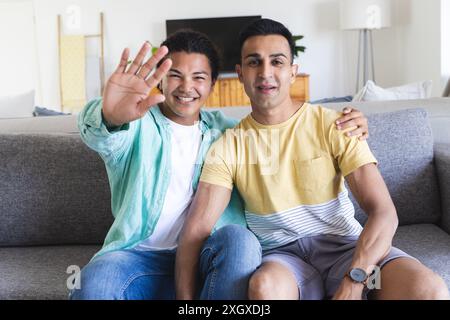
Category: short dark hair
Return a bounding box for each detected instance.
[157,29,221,83]
[238,18,295,64]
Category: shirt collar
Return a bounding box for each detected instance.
[150,105,211,134]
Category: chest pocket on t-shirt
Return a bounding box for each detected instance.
[293,156,337,192]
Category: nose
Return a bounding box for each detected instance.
[178,77,194,93]
[258,60,273,79]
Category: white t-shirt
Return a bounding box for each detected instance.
[134,118,202,250]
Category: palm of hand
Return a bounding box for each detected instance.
[103,73,151,120]
[100,44,171,126]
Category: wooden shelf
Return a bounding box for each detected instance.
[205,73,310,107]
[150,73,310,107]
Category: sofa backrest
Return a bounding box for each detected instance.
[0,134,113,246]
[0,114,78,134]
[0,108,441,246]
[321,98,450,145]
[351,108,442,226]
[209,98,450,145]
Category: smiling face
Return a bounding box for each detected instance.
[159,51,214,125]
[236,35,298,112]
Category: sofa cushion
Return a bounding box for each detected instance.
[0,134,113,246]
[0,245,100,299]
[393,224,450,287]
[349,109,441,226]
[0,226,447,300]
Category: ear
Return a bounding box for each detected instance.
[291,64,299,84]
[236,64,243,83]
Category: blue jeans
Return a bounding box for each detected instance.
[69,225,261,300]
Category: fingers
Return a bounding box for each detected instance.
[337,116,368,135]
[114,48,130,74]
[145,57,172,88]
[337,119,357,130]
[343,107,352,114]
[127,42,152,75]
[342,106,359,113]
[345,126,364,137]
[359,132,369,141]
[336,110,363,125]
[339,120,369,140]
[137,45,169,79]
[336,106,369,140]
[137,45,170,81]
[137,93,166,115]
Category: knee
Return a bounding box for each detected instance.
[425,274,450,300]
[210,224,261,260]
[69,255,127,300]
[248,271,276,300]
[408,272,449,300]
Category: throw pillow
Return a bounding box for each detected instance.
[310,95,353,104]
[33,106,71,116]
[0,90,35,118]
[352,80,433,102]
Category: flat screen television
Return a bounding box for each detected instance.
[166,15,262,73]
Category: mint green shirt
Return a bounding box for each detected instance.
[78,98,246,259]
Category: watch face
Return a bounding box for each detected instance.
[349,268,367,282]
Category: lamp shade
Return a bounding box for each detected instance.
[340,0,391,30]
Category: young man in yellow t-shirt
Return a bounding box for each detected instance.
[175,19,449,300]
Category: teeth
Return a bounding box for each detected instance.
[177,96,195,102]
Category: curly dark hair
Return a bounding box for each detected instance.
[157,29,221,83]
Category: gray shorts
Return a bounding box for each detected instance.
[261,234,418,300]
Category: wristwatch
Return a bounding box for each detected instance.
[346,268,368,285]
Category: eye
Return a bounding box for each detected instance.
[247,59,259,67]
[169,74,181,78]
[272,59,284,66]
[194,76,206,81]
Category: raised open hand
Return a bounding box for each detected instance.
[102,43,172,127]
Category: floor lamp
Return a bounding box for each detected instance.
[340,0,391,93]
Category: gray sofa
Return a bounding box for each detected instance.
[0,98,449,299]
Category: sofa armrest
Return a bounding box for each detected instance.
[435,143,450,234]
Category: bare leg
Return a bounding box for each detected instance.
[248,261,299,300]
[369,257,449,300]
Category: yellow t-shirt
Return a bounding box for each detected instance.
[200,103,377,250]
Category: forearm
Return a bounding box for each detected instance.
[333,205,398,300]
[350,207,398,273]
[334,163,399,299]
[175,227,210,299]
[175,182,232,299]
[345,164,399,273]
